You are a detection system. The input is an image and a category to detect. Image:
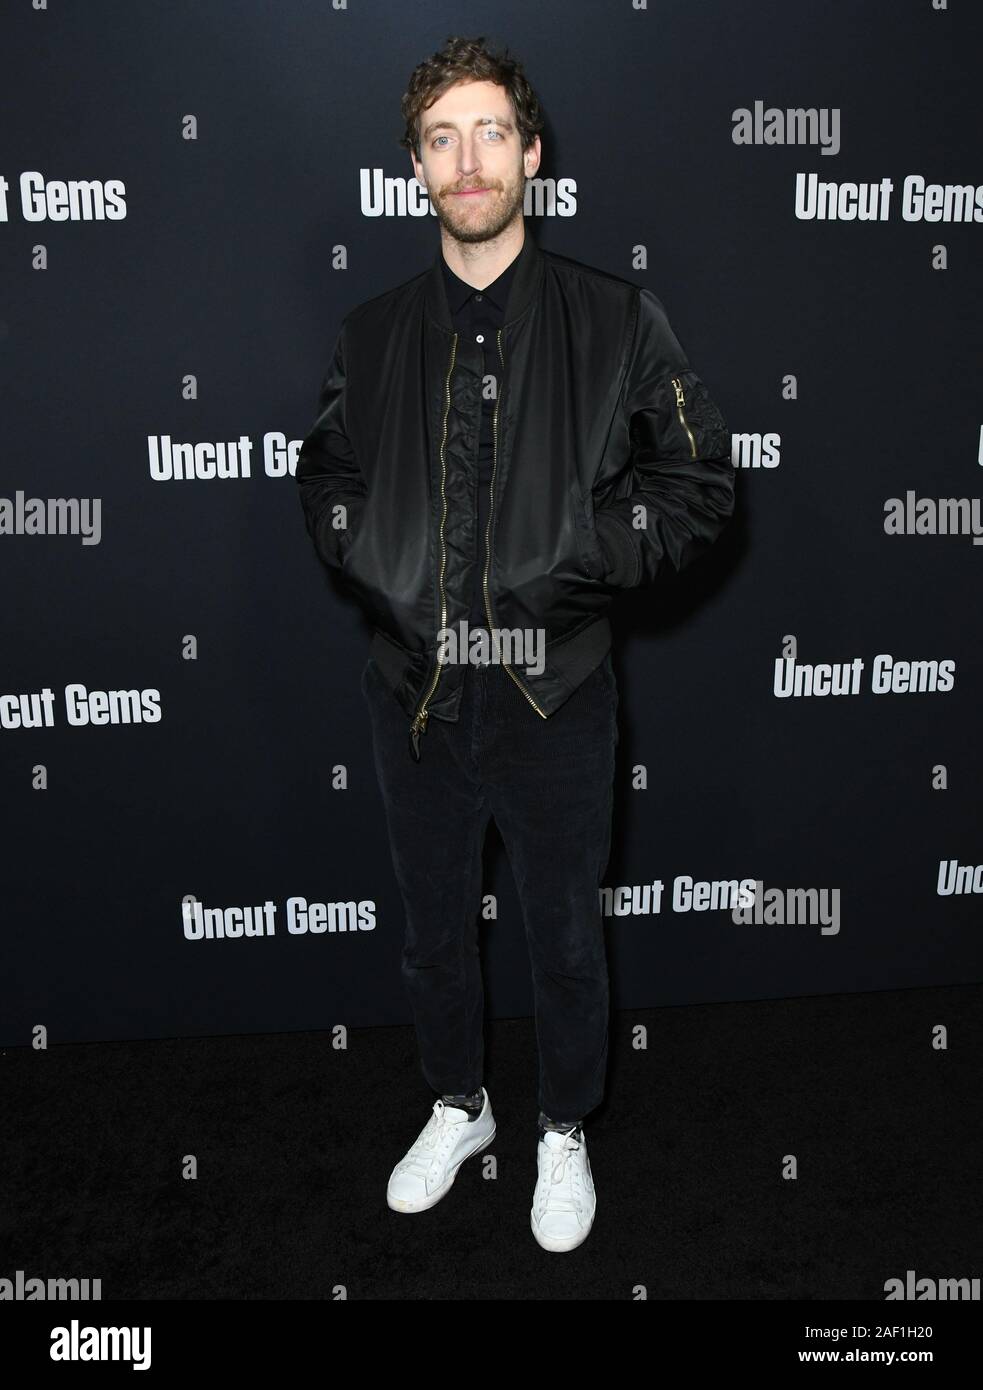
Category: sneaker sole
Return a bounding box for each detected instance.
[387,1124,497,1214]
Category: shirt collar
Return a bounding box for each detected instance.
[440,250,520,316]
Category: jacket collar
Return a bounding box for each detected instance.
[425,224,542,332]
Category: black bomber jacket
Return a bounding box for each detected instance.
[296,229,735,761]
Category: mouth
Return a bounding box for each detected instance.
[451,187,491,197]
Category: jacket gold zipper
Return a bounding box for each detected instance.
[485,329,547,719]
[671,376,698,459]
[408,332,458,761]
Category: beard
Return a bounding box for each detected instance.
[428,163,527,244]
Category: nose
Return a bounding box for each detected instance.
[458,139,482,179]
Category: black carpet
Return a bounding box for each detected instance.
[4,983,981,1300]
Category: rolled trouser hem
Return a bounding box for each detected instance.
[538,1110,584,1130]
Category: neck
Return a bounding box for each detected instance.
[440,216,525,291]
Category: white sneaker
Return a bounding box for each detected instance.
[530,1124,596,1251]
[386,1088,496,1213]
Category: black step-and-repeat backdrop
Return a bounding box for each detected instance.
[3,1,981,1047]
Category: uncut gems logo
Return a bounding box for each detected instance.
[358,169,577,217]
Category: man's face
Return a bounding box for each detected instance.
[409,78,541,244]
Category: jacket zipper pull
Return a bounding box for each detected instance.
[671,375,698,459]
[408,710,428,762]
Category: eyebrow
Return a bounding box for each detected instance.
[421,115,515,140]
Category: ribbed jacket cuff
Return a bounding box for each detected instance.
[593,509,640,588]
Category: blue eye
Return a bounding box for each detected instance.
[432,129,504,148]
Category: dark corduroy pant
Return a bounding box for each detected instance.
[360,647,619,1128]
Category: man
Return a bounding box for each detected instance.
[296,35,735,1253]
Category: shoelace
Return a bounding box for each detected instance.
[540,1132,584,1214]
[398,1099,459,1178]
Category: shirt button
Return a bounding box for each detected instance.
[475,333,484,344]
[475,294,483,302]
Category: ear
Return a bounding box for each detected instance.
[523,135,542,178]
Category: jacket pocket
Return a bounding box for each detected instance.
[667,368,731,460]
[572,486,607,581]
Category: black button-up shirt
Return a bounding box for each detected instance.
[441,251,519,639]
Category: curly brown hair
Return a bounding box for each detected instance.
[398,34,545,163]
